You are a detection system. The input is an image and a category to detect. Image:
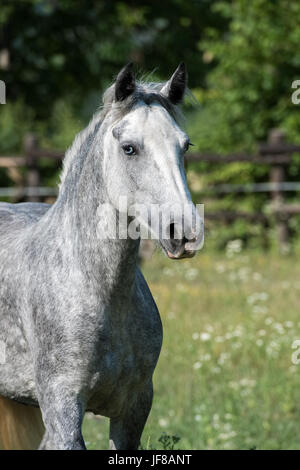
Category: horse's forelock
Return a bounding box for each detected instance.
[101,81,182,124]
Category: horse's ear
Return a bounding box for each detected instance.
[161,62,187,105]
[115,63,135,102]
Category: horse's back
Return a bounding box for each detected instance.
[0,202,50,236]
[0,202,51,409]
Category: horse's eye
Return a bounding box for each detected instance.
[184,141,194,152]
[122,144,135,156]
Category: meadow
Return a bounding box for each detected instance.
[83,241,300,450]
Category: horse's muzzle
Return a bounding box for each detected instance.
[167,248,196,260]
[162,224,203,260]
[166,237,199,259]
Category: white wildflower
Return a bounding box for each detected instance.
[193,361,202,370]
[226,239,243,258]
[215,336,225,343]
[218,352,229,365]
[185,268,199,281]
[203,353,211,361]
[258,329,266,336]
[200,332,211,342]
[219,431,237,440]
[216,264,226,273]
[159,418,168,428]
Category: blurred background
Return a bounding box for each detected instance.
[1,0,300,450]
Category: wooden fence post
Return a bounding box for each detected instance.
[24,133,41,202]
[268,129,290,253]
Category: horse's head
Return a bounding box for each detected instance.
[101,63,203,259]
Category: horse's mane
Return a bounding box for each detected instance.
[59,80,183,188]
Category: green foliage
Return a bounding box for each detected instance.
[138,433,181,450]
[0,0,225,121]
[0,98,82,189]
[158,433,181,450]
[42,100,83,150]
[188,0,300,156]
[189,0,300,151]
[207,219,269,251]
[0,101,33,153]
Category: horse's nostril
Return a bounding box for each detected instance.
[169,223,176,240]
[168,223,185,242]
[168,224,196,244]
[166,223,198,253]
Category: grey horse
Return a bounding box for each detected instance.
[0,63,203,450]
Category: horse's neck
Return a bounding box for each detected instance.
[51,136,140,298]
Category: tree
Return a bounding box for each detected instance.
[0,0,225,121]
[189,0,300,152]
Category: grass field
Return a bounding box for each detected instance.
[83,243,300,450]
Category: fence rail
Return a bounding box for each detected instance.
[0,129,300,252]
[186,152,292,165]
[202,182,300,194]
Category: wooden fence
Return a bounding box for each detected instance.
[1,129,300,252]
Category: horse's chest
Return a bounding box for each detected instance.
[94,329,156,388]
[88,312,161,415]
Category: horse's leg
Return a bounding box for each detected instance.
[38,431,54,450]
[109,382,153,450]
[37,383,86,450]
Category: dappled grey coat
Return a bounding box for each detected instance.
[0,63,202,449]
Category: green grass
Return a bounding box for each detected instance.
[83,245,300,450]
